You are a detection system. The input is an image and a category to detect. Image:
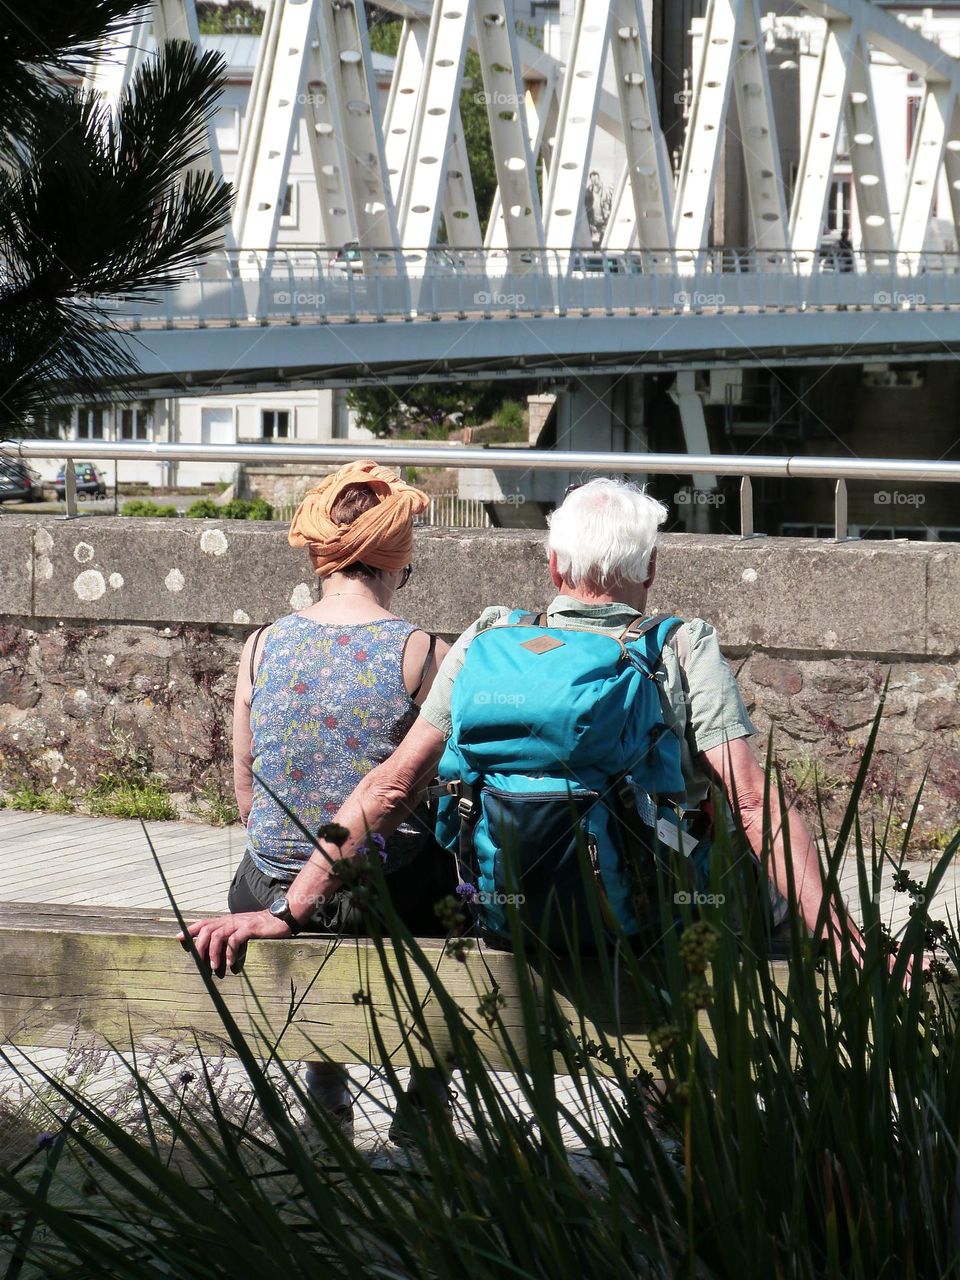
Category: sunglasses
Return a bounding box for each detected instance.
[398,564,413,589]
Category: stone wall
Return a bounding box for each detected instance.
[1,517,958,842]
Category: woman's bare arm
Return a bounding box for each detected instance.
[232,632,257,824]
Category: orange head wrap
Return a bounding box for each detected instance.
[288,460,429,578]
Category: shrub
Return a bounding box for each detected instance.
[88,769,178,821]
[120,499,177,517]
[185,497,221,519]
[246,498,273,522]
[492,398,525,432]
[3,785,73,813]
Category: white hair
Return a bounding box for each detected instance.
[546,477,668,591]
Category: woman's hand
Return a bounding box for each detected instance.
[178,911,291,978]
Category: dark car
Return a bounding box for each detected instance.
[0,461,44,503]
[54,463,107,500]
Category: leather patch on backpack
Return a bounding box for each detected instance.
[521,635,565,654]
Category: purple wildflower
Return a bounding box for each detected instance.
[35,1132,55,1150]
[455,882,478,903]
[178,1070,196,1087]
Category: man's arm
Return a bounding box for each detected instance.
[701,738,862,957]
[179,717,447,975]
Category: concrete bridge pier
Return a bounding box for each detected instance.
[462,374,656,527]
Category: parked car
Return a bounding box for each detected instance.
[0,461,44,503]
[54,463,107,500]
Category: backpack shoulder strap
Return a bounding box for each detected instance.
[248,623,270,686]
[621,613,683,645]
[409,631,438,701]
[508,609,545,626]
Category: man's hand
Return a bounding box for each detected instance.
[178,911,291,978]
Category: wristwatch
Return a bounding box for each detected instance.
[268,895,302,936]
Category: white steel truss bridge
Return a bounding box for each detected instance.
[86,0,960,392]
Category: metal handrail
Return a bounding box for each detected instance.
[5,439,959,537]
[89,245,960,329]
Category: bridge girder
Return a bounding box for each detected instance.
[86,0,960,263]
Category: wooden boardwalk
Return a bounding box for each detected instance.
[0,809,956,1158]
[0,809,955,931]
[0,810,242,914]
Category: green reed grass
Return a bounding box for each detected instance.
[2,701,959,1279]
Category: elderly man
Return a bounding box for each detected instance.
[185,477,856,974]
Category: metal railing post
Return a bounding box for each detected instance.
[740,475,753,537]
[834,477,852,541]
[64,458,77,519]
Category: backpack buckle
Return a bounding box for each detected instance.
[457,796,476,821]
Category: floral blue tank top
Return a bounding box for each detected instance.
[246,613,421,880]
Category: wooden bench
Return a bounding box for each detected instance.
[0,902,793,1076]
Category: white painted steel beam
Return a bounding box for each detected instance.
[845,35,893,255]
[475,0,545,260]
[898,83,953,254]
[304,41,357,247]
[674,0,743,253]
[941,100,960,253]
[731,0,788,253]
[383,19,428,207]
[543,0,615,251]
[398,1,475,249]
[443,125,483,246]
[789,19,855,256]
[235,0,316,252]
[232,0,284,245]
[603,0,673,252]
[487,72,556,249]
[315,0,399,250]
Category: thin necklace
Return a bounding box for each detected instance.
[322,592,382,601]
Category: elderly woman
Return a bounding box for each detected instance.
[219,460,451,1124]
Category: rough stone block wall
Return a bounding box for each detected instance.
[1,518,958,846]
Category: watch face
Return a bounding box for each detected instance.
[269,897,288,918]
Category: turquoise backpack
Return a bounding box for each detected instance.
[435,610,699,947]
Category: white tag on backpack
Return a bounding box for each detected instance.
[656,816,699,858]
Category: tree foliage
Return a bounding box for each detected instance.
[0,1,233,433]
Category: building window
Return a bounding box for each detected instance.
[826,177,853,235]
[119,406,151,441]
[213,105,241,153]
[76,407,107,439]
[907,95,922,159]
[262,409,291,439]
[201,407,235,445]
[280,183,298,228]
